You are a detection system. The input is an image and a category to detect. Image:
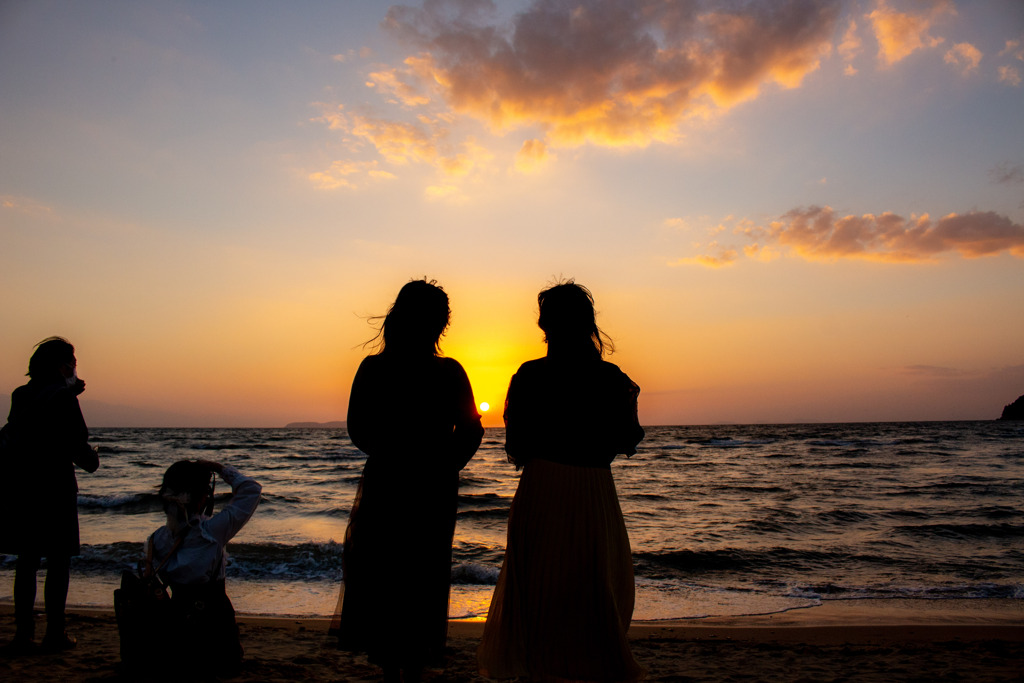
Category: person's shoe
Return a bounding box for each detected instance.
[41,631,76,652]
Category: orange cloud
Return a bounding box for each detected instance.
[838,18,863,74]
[367,66,432,107]
[0,195,56,218]
[308,160,394,190]
[678,206,1024,265]
[669,242,739,268]
[348,114,440,165]
[382,0,841,148]
[514,139,552,174]
[309,104,492,187]
[763,206,1024,262]
[999,39,1023,61]
[867,0,954,67]
[998,65,1021,87]
[944,42,982,75]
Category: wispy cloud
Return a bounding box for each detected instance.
[999,38,1024,61]
[309,103,492,190]
[0,195,56,218]
[867,0,954,67]
[838,18,863,75]
[514,139,553,174]
[679,206,1024,266]
[996,38,1024,86]
[990,163,1024,186]
[669,242,739,268]
[366,65,432,106]
[900,365,968,378]
[998,64,1022,87]
[943,42,982,75]
[308,160,396,190]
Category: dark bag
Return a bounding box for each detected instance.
[114,532,183,668]
[172,580,244,674]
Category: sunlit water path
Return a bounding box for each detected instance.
[2,422,1021,619]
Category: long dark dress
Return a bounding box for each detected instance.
[478,356,644,682]
[331,353,483,668]
[0,379,98,557]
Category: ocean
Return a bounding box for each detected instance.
[2,422,1022,620]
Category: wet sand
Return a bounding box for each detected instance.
[1,599,1022,681]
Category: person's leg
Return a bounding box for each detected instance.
[42,555,74,649]
[13,554,41,642]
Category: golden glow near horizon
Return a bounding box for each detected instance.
[1,1,1023,427]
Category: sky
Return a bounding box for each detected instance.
[1,0,1023,428]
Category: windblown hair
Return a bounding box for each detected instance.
[366,279,451,356]
[27,336,75,379]
[537,280,613,360]
[159,460,214,533]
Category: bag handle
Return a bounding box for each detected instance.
[143,530,187,582]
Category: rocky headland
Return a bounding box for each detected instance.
[998,395,1024,420]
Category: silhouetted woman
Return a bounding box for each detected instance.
[331,279,484,682]
[478,282,645,682]
[1,337,99,652]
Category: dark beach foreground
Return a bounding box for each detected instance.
[1,600,1022,681]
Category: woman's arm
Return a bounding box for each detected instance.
[447,359,483,471]
[502,370,534,468]
[611,372,644,457]
[346,357,385,456]
[66,395,99,473]
[200,464,261,545]
[47,387,98,473]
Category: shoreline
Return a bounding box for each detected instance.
[3,599,1022,681]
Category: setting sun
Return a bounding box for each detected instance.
[479,402,490,413]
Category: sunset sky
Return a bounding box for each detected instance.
[2,0,1023,427]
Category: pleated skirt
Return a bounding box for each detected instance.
[477,458,644,682]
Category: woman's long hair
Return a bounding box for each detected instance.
[366,279,451,357]
[537,280,613,360]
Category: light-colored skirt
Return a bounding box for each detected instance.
[477,458,644,682]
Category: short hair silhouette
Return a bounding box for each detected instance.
[27,336,75,379]
[538,281,612,360]
[160,460,214,517]
[373,279,451,356]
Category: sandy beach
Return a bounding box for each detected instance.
[2,599,1022,681]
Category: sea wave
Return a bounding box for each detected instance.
[895,522,1024,539]
[281,450,365,461]
[77,492,163,513]
[28,540,503,585]
[456,507,511,520]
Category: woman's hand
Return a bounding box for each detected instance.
[195,459,225,475]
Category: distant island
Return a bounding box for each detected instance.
[998,395,1024,421]
[285,421,347,428]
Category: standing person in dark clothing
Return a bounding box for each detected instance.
[330,279,484,682]
[1,337,99,652]
[478,282,645,682]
